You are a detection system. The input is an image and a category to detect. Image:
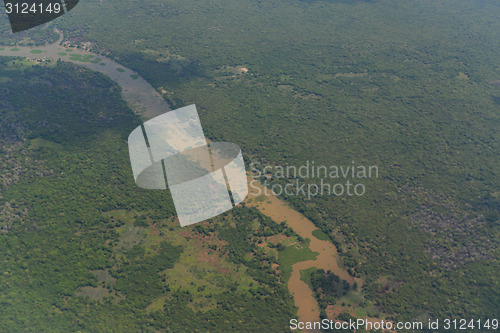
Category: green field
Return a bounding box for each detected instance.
[312,229,330,241]
[69,54,94,62]
[278,239,318,282]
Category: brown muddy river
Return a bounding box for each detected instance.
[245,178,354,331]
[0,32,355,331]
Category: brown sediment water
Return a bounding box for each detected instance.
[245,177,354,331]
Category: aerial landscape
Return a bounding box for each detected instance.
[0,0,498,332]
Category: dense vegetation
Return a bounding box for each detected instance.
[0,60,300,331]
[301,268,351,318]
[53,0,500,326]
[1,0,499,330]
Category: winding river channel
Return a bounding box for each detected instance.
[0,32,354,332]
[246,180,355,329]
